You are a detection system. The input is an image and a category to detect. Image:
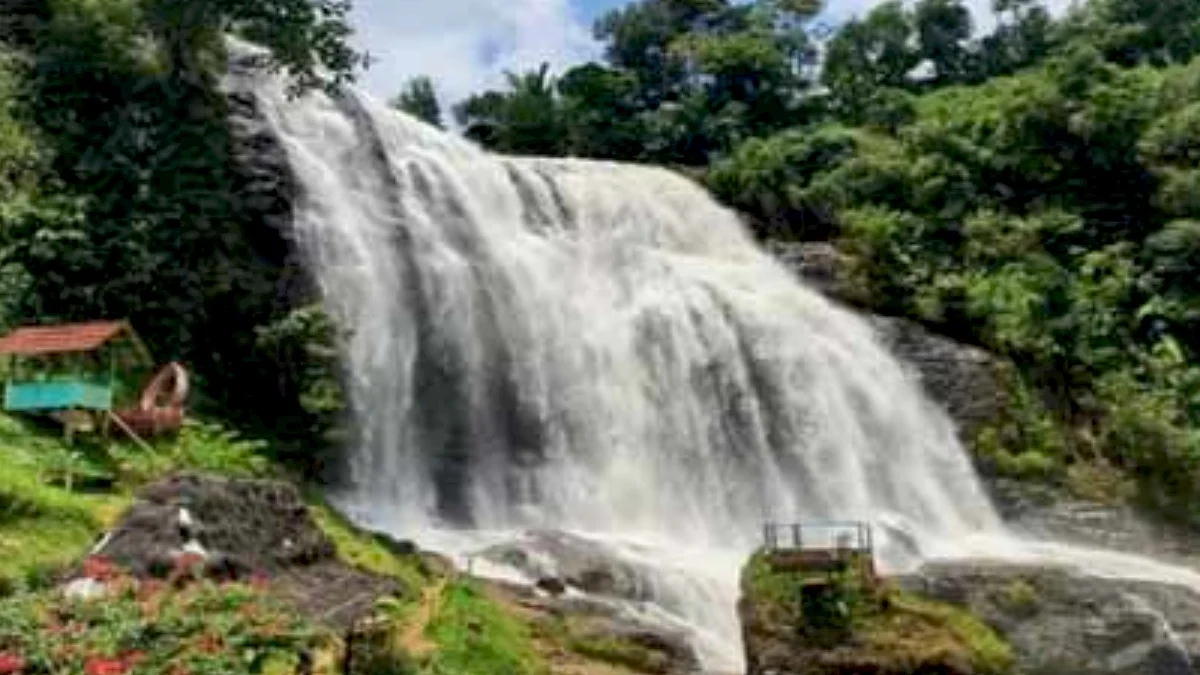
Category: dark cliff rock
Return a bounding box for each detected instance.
[223,46,311,305]
[898,561,1200,675]
[870,316,1008,443]
[768,240,1008,443]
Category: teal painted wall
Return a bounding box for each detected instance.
[4,380,114,411]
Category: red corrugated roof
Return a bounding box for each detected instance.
[0,321,129,356]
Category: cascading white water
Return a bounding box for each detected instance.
[228,49,1200,672]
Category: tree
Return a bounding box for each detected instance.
[142,0,367,91]
[0,0,369,455]
[595,0,729,105]
[392,76,442,128]
[455,63,564,155]
[914,0,974,84]
[821,1,919,123]
[979,0,1055,77]
[558,63,645,160]
[1098,0,1200,66]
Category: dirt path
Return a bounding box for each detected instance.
[397,579,446,658]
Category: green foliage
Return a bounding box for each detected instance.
[745,553,1013,675]
[423,581,545,675]
[0,0,366,478]
[0,571,323,674]
[874,591,1014,675]
[393,77,443,128]
[107,419,272,487]
[0,417,128,592]
[307,501,426,593]
[994,579,1040,618]
[254,305,347,474]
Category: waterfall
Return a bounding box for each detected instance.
[231,54,1002,670]
[227,49,1200,672]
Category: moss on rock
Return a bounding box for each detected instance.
[740,551,1014,675]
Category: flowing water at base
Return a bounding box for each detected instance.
[227,47,1200,672]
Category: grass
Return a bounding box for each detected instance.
[0,413,667,675]
[308,500,428,594]
[0,417,129,592]
[744,551,1015,675]
[864,591,1014,675]
[423,581,546,675]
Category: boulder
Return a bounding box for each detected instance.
[97,473,335,577]
[485,579,702,674]
[739,552,1010,675]
[899,561,1200,675]
[480,530,658,602]
[86,473,401,630]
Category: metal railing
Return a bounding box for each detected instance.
[762,521,874,554]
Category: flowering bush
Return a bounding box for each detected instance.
[0,558,323,674]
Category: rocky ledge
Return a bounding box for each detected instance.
[740,551,1200,675]
[899,561,1200,675]
[739,551,1013,675]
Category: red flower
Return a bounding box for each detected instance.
[249,570,270,589]
[0,653,25,674]
[82,556,118,582]
[84,656,130,675]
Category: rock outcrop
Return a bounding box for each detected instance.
[739,552,1013,675]
[89,473,400,629]
[768,240,1008,442]
[870,316,1008,442]
[485,579,702,674]
[899,561,1200,675]
[481,530,661,602]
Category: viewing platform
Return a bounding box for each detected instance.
[760,521,878,587]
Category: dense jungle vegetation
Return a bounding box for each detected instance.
[3,0,1200,526]
[0,0,363,475]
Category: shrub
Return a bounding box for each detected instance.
[107,420,271,487]
[0,564,325,674]
[995,579,1040,618]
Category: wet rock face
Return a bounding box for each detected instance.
[768,240,1008,442]
[1007,498,1200,569]
[486,579,703,675]
[900,561,1200,675]
[869,316,1007,442]
[763,241,849,300]
[480,530,659,602]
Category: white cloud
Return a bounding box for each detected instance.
[351,0,1078,106]
[352,0,600,109]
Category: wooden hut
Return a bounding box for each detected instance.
[0,321,186,440]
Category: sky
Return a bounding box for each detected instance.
[350,0,1072,106]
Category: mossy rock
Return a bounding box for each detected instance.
[740,552,1014,675]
